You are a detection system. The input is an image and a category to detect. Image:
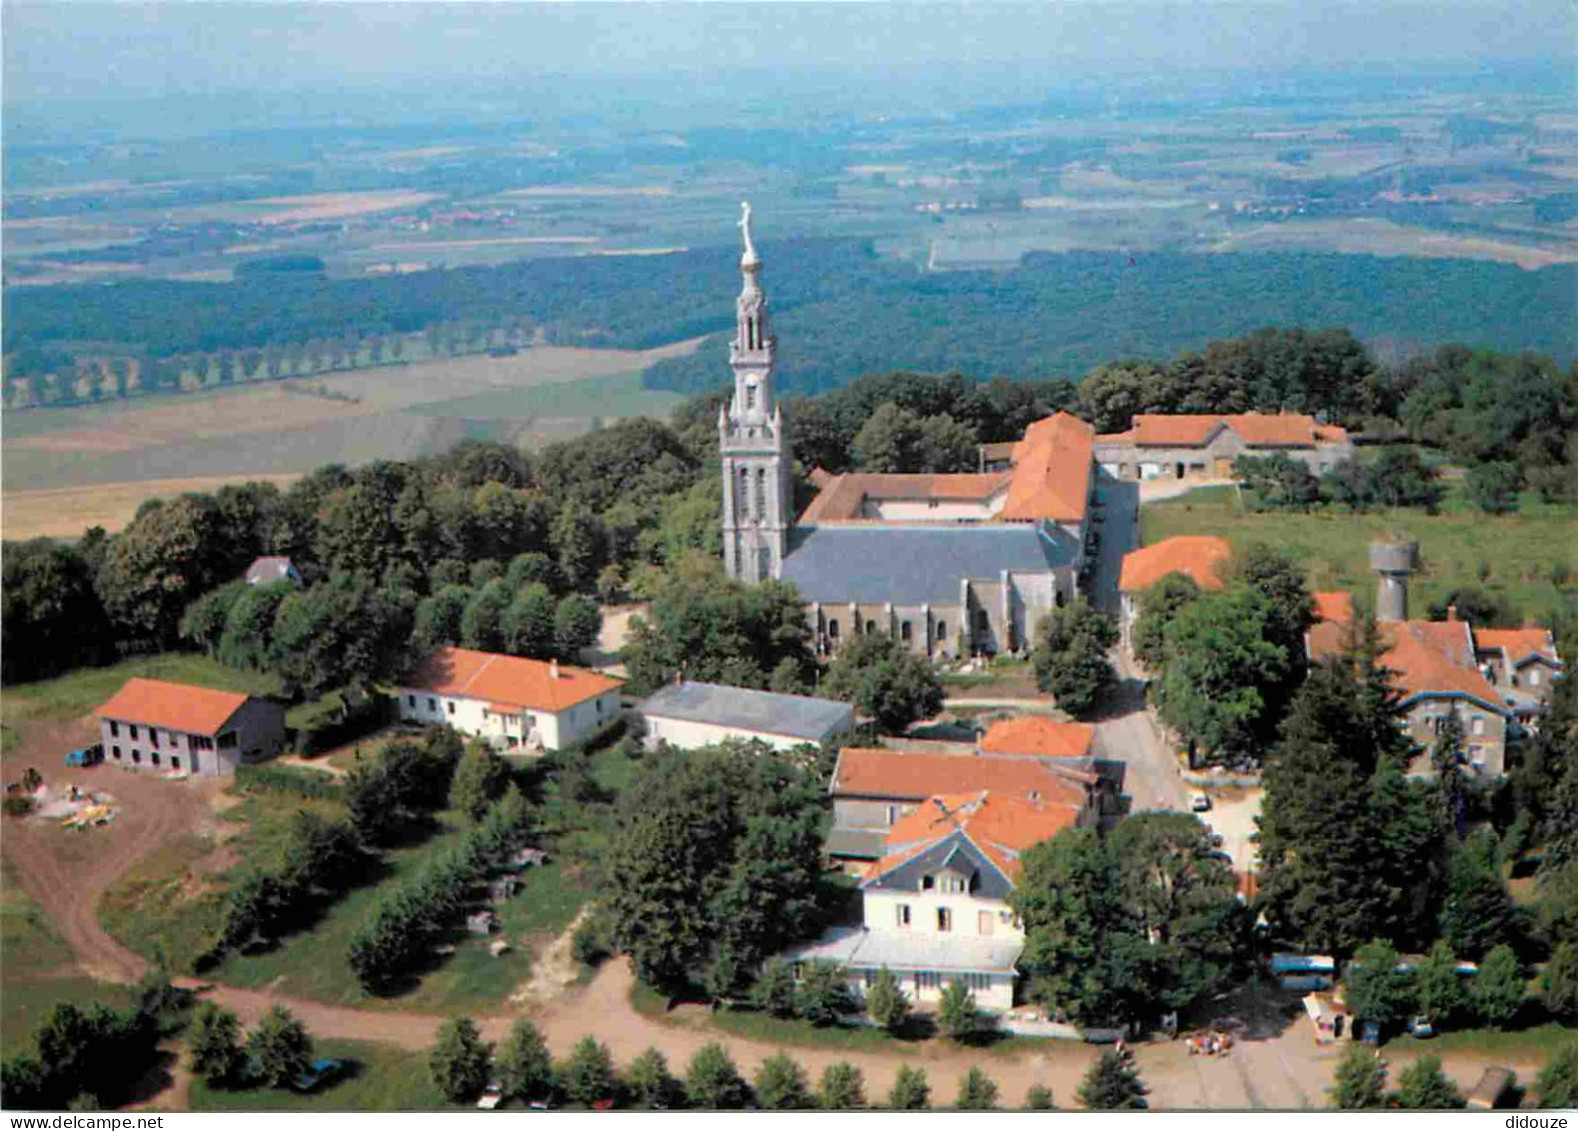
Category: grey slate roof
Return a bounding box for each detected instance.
[779,524,1076,605]
[862,829,1015,901]
[639,680,853,742]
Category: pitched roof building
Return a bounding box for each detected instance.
[397,646,622,752]
[788,790,1079,1012]
[1093,412,1353,482]
[714,206,1099,661]
[1117,535,1233,649]
[95,678,286,776]
[637,680,854,752]
[976,715,1095,760]
[826,745,1093,864]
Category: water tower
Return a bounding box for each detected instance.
[1369,539,1418,623]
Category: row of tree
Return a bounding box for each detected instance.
[424,1016,1137,1111]
[348,781,531,994]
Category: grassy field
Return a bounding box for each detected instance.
[1,339,702,510]
[188,1038,458,1112]
[1,473,304,541]
[1,654,280,728]
[0,858,132,1056]
[1139,484,1578,622]
[1387,1021,1574,1060]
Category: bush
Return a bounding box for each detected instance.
[560,1036,617,1107]
[865,966,910,1033]
[753,1051,812,1110]
[188,1002,245,1086]
[429,1017,491,1103]
[496,1019,554,1104]
[792,960,854,1026]
[955,1066,999,1111]
[1024,1083,1056,1110]
[234,762,342,800]
[888,1065,931,1110]
[817,1062,865,1110]
[248,1006,312,1090]
[294,693,393,756]
[751,958,798,1019]
[624,1047,681,1110]
[684,1043,750,1110]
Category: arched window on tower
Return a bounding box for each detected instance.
[736,466,749,523]
[746,382,757,412]
[754,467,767,520]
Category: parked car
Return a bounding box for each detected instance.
[1191,792,1212,812]
[1408,1016,1435,1039]
[1466,1066,1516,1110]
[65,744,104,768]
[477,1080,504,1110]
[292,1058,346,1093]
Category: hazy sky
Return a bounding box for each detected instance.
[5,1,1574,108]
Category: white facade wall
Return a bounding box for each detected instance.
[858,888,1023,1011]
[642,714,843,753]
[396,688,619,751]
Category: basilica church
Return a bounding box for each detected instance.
[719,205,1098,659]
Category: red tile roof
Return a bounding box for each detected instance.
[1312,591,1355,624]
[799,472,1010,523]
[1096,412,1348,449]
[1118,536,1232,593]
[1473,627,1561,667]
[95,678,253,735]
[1000,412,1095,523]
[406,646,621,713]
[1306,618,1506,712]
[978,716,1095,760]
[871,790,1083,881]
[833,747,1088,808]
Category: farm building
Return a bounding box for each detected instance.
[95,678,286,776]
[636,680,854,752]
[396,646,621,752]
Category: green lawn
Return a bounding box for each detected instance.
[188,1039,459,1112]
[1,858,132,1056]
[1,654,280,727]
[202,807,535,1013]
[1139,484,1578,621]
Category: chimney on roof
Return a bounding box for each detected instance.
[549,658,561,679]
[1369,540,1418,623]
[1446,603,1459,623]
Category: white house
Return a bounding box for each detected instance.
[397,646,622,752]
[786,790,1082,1013]
[636,680,854,753]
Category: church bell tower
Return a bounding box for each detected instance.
[720,202,792,583]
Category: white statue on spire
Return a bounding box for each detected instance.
[738,200,758,265]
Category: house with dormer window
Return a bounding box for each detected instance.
[786,790,1081,1012]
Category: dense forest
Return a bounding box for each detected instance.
[3,242,1574,407]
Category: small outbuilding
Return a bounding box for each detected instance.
[637,680,854,753]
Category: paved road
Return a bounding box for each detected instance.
[1085,476,1192,815]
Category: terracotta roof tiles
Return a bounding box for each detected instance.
[1473,627,1561,667]
[95,678,253,735]
[978,716,1095,760]
[1000,412,1095,523]
[1306,618,1506,713]
[1096,412,1348,449]
[833,747,1088,809]
[1118,536,1233,593]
